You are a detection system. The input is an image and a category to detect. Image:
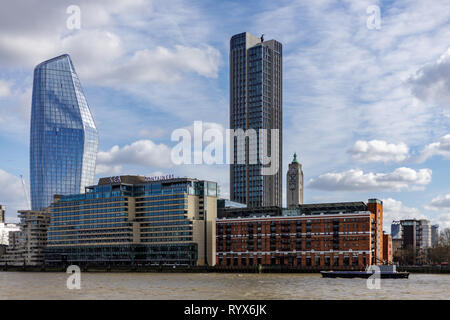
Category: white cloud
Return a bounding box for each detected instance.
[433,213,450,229]
[383,198,450,232]
[348,140,409,163]
[426,193,450,210]
[308,167,432,192]
[101,45,221,85]
[409,48,450,114]
[0,87,32,138]
[95,164,122,176]
[0,79,12,98]
[0,0,221,86]
[97,139,173,169]
[382,198,427,230]
[417,134,450,162]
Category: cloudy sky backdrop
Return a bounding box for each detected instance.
[0,0,449,230]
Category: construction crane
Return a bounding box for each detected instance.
[20,175,31,210]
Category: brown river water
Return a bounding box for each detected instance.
[0,272,448,299]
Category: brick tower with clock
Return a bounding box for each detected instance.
[287,153,304,207]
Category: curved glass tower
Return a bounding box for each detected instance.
[30,54,98,210]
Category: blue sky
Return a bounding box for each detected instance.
[0,0,450,231]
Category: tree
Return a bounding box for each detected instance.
[427,228,450,264]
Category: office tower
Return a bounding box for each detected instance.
[287,153,304,207]
[45,176,218,266]
[431,224,439,247]
[229,32,282,208]
[30,54,98,210]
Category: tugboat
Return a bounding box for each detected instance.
[320,264,409,279]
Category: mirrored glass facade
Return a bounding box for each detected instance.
[30,54,98,210]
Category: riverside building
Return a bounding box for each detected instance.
[0,222,20,246]
[0,210,50,266]
[216,199,384,268]
[45,176,218,267]
[392,219,432,250]
[229,32,283,208]
[30,54,98,210]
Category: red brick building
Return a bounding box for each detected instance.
[383,232,393,264]
[216,199,384,268]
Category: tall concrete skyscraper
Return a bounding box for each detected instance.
[30,54,98,210]
[229,32,282,207]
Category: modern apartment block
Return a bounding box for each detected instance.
[30,54,98,210]
[392,219,432,251]
[0,210,50,266]
[45,176,218,266]
[0,222,20,246]
[229,32,283,208]
[216,199,384,268]
[431,224,439,247]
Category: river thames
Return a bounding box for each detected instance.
[0,272,448,299]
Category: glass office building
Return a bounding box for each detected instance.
[30,54,98,210]
[229,32,282,207]
[45,176,218,266]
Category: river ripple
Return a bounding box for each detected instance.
[0,272,448,299]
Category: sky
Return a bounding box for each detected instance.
[0,0,449,231]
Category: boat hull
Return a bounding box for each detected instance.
[320,271,409,279]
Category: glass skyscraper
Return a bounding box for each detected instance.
[30,54,98,210]
[230,32,283,207]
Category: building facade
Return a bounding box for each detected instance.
[45,176,218,267]
[383,232,393,264]
[0,205,5,223]
[30,54,98,210]
[216,199,384,268]
[0,222,20,246]
[396,219,432,251]
[431,224,439,247]
[391,220,402,239]
[367,199,384,264]
[0,210,50,266]
[286,153,304,207]
[229,32,282,208]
